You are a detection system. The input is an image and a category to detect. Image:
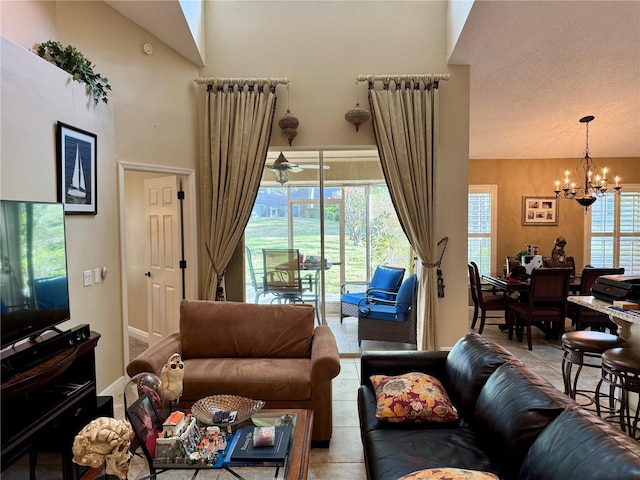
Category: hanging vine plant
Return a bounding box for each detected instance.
[36,40,111,105]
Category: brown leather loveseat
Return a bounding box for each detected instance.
[127,300,340,445]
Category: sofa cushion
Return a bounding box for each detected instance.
[397,468,499,480]
[369,266,405,300]
[370,372,459,423]
[473,364,564,480]
[180,300,314,359]
[444,333,521,420]
[520,408,640,480]
[181,358,312,401]
[361,427,500,480]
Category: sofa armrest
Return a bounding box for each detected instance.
[310,325,340,380]
[126,332,183,378]
[360,350,449,385]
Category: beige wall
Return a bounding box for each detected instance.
[1,0,470,404]
[202,1,471,348]
[1,1,199,391]
[470,157,640,274]
[1,36,121,392]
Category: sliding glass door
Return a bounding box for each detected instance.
[244,148,412,353]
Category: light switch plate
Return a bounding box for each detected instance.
[83,270,92,287]
[94,268,101,284]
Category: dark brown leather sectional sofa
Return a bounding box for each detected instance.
[358,332,640,480]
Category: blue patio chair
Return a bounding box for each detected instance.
[340,265,405,323]
[357,274,418,346]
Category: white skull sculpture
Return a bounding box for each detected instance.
[72,417,133,480]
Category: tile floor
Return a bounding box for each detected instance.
[5,308,606,479]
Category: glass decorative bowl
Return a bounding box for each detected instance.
[191,395,265,426]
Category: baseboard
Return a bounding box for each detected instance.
[99,375,127,397]
[128,325,149,343]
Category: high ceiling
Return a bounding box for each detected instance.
[106,0,640,161]
[451,0,640,160]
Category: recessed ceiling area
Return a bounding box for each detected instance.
[450,0,640,159]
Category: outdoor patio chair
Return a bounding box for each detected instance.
[245,246,265,304]
[357,273,418,346]
[262,248,306,304]
[340,265,405,323]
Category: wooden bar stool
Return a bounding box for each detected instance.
[561,331,627,408]
[596,347,640,439]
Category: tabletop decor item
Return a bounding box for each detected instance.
[192,395,265,426]
[160,353,184,402]
[72,417,133,480]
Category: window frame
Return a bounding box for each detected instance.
[468,184,497,275]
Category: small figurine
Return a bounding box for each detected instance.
[72,417,133,480]
[160,353,184,402]
[551,236,567,267]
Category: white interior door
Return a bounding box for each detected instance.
[144,175,182,345]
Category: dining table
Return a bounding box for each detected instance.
[481,273,583,295]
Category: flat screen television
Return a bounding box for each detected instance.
[0,200,71,349]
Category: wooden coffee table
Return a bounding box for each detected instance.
[81,408,313,480]
[248,408,314,480]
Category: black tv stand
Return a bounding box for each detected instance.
[1,329,111,479]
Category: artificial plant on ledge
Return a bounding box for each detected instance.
[36,40,111,105]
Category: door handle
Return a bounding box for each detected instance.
[144,271,151,277]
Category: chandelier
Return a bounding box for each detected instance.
[554,115,621,212]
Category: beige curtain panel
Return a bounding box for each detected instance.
[199,78,280,300]
[367,75,444,350]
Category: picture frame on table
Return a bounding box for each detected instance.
[125,392,163,459]
[521,196,558,226]
[56,121,97,215]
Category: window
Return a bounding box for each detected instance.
[587,185,640,274]
[468,185,497,274]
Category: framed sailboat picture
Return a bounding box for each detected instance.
[56,122,97,215]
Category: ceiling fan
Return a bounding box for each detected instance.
[267,152,328,185]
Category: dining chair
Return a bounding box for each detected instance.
[505,256,521,275]
[356,274,418,346]
[262,248,306,304]
[340,265,405,324]
[568,266,625,332]
[245,246,265,304]
[507,268,572,351]
[543,255,576,275]
[468,262,514,334]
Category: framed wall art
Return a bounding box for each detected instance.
[521,196,558,226]
[56,122,97,215]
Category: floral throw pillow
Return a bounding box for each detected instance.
[397,468,499,480]
[369,372,459,423]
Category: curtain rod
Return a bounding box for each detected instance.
[356,74,450,83]
[194,77,289,86]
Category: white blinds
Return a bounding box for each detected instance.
[468,187,495,274]
[590,187,640,274]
